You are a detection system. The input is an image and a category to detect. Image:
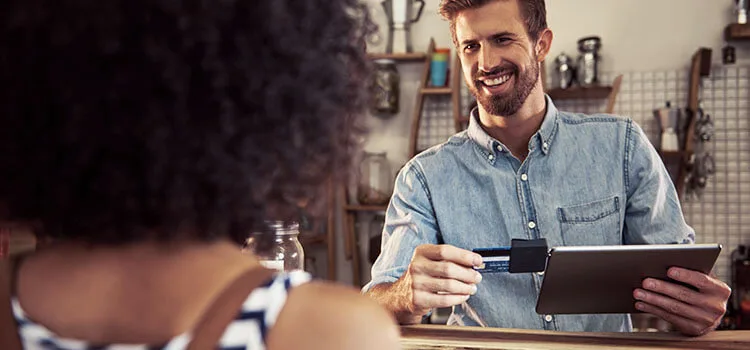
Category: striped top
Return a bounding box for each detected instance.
[12,271,311,350]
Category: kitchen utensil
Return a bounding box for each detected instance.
[576,36,602,87]
[653,101,682,152]
[381,0,425,53]
[554,53,575,89]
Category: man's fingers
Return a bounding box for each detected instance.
[417,244,483,267]
[413,290,471,310]
[413,274,477,295]
[667,267,732,299]
[635,301,712,336]
[633,288,716,327]
[412,260,482,284]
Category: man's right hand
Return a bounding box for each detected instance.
[390,244,484,322]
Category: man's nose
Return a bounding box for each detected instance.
[478,46,500,73]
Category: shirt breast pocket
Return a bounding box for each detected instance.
[557,196,621,246]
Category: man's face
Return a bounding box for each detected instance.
[455,0,541,117]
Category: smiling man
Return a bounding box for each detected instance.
[363,0,731,336]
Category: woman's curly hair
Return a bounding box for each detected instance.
[0,0,375,244]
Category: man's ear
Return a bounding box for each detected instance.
[535,28,554,63]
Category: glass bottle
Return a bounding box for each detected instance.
[357,152,393,205]
[243,221,305,272]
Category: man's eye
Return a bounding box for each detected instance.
[495,37,510,44]
[464,44,478,52]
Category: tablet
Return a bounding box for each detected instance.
[535,243,722,315]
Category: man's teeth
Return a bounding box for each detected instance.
[483,74,512,87]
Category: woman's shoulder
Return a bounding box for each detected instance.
[266,280,400,350]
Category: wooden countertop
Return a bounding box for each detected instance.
[400,325,750,350]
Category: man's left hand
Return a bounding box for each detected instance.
[633,267,731,336]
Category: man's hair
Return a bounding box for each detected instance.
[439,0,547,45]
[0,0,375,244]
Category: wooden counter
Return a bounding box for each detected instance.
[401,325,750,350]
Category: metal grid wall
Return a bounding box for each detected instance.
[417,95,456,151]
[555,66,750,283]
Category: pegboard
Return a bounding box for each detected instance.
[555,66,750,283]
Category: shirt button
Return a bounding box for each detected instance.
[521,174,528,181]
[496,145,503,152]
[488,154,495,160]
[537,271,545,276]
[544,315,553,322]
[543,142,549,149]
[528,221,536,229]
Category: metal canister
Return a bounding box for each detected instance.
[372,59,400,116]
[576,36,602,87]
[554,53,575,89]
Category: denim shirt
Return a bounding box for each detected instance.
[363,95,694,332]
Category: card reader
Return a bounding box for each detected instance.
[473,238,549,274]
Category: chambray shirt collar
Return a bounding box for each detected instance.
[467,94,559,157]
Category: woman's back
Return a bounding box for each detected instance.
[12,242,399,349]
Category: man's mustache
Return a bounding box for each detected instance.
[476,65,518,79]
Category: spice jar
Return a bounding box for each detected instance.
[371,59,400,116]
[357,152,393,205]
[244,221,305,272]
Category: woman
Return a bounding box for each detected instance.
[0,0,399,349]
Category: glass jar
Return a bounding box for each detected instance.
[357,152,393,205]
[243,221,304,272]
[371,59,400,116]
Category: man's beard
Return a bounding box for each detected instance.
[468,58,539,117]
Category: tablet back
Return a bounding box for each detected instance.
[535,243,722,315]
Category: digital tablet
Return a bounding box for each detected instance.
[535,243,722,315]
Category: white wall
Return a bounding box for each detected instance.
[333,0,747,285]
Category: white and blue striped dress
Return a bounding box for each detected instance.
[12,271,311,350]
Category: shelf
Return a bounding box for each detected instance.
[725,23,750,41]
[420,87,452,95]
[368,52,427,62]
[547,86,612,100]
[300,234,326,246]
[344,204,388,212]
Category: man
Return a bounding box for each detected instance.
[363,0,731,336]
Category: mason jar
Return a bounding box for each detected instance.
[243,221,304,272]
[357,152,393,205]
[371,59,400,116]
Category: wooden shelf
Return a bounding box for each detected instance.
[725,23,750,41]
[368,52,427,62]
[547,86,613,100]
[420,87,452,95]
[300,234,326,246]
[344,204,388,212]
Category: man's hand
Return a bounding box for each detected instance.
[390,244,484,322]
[633,267,731,336]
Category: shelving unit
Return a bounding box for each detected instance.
[367,52,428,62]
[409,38,464,157]
[546,75,623,114]
[725,23,750,41]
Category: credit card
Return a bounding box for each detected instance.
[472,246,511,273]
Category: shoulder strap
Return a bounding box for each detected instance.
[187,266,276,350]
[0,258,23,350]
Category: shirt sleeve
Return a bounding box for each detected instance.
[361,160,441,293]
[623,120,695,245]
